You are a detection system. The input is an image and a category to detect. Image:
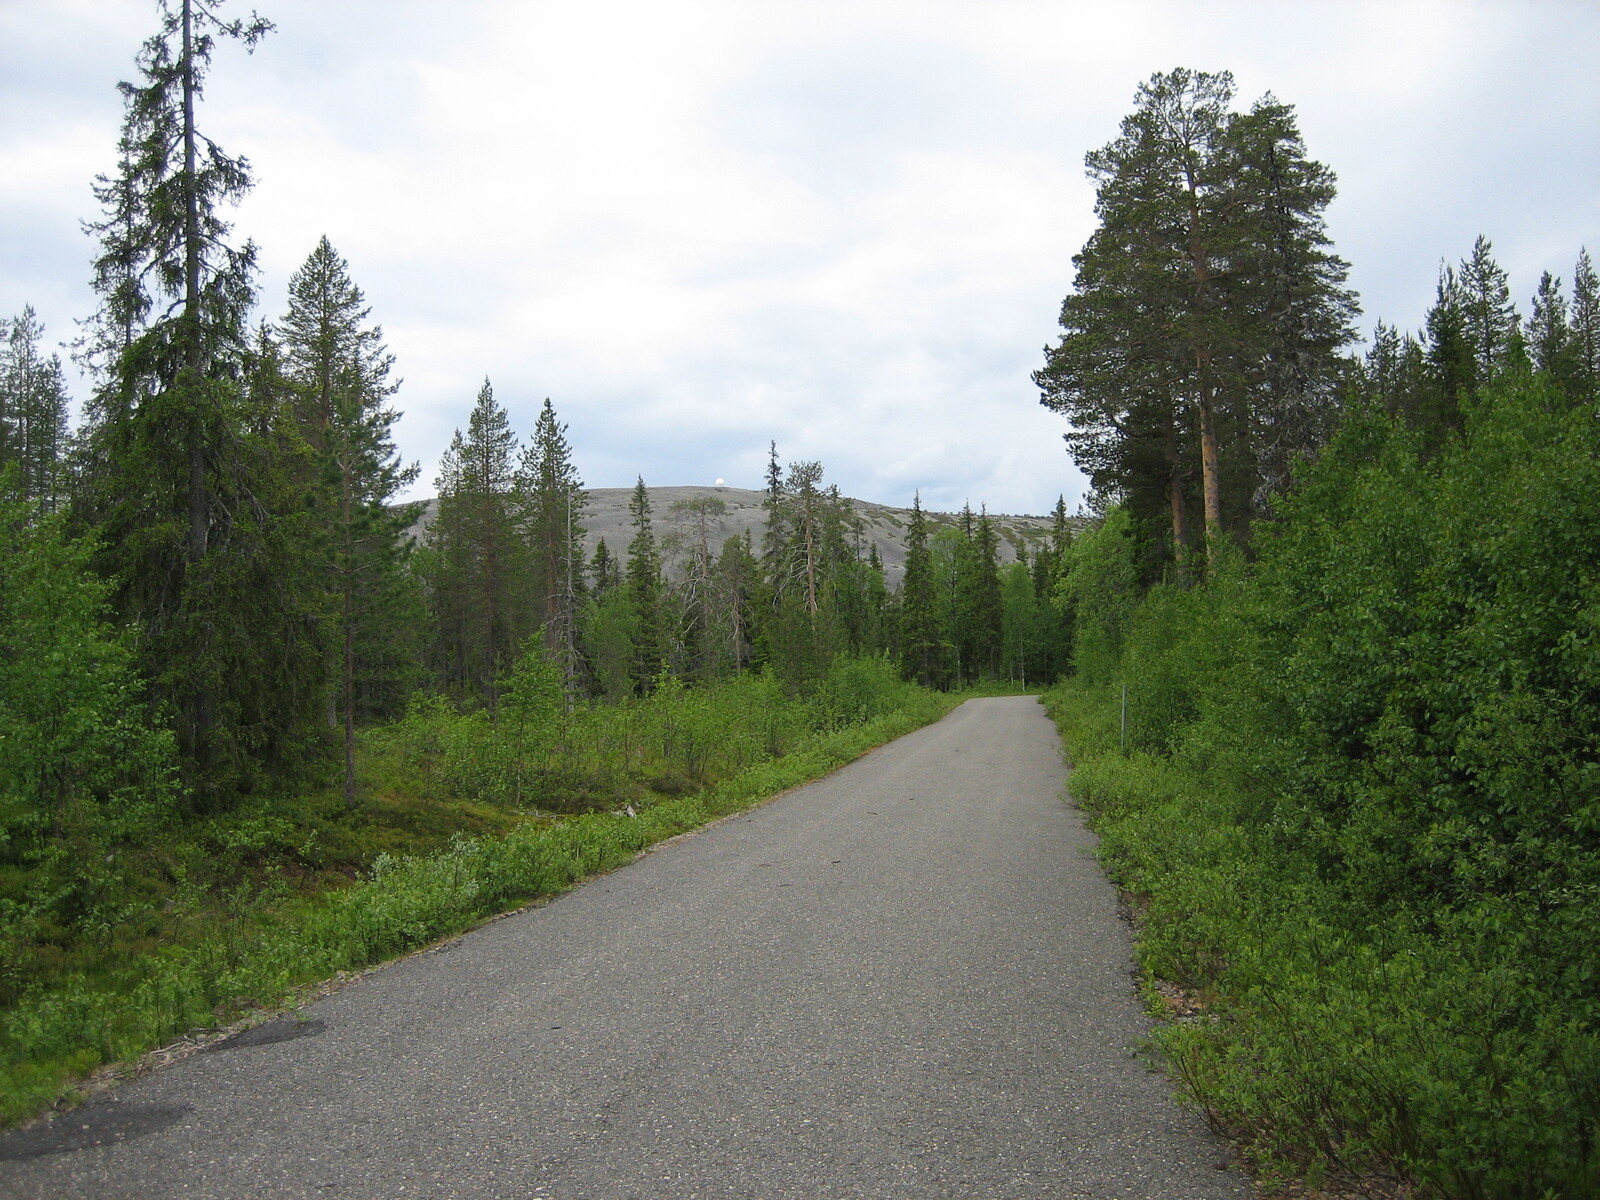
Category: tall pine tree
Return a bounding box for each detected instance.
[1037,68,1354,571]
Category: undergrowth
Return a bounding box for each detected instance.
[1048,671,1600,1199]
[1042,374,1600,1200]
[0,654,956,1127]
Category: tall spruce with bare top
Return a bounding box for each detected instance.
[75,1,329,801]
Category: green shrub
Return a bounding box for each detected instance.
[1042,376,1600,1197]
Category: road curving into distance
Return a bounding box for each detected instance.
[0,696,1248,1199]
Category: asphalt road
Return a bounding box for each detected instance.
[0,696,1248,1199]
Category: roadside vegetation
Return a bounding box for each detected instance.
[1043,373,1600,1196]
[1031,66,1599,1199]
[0,653,957,1125]
[0,0,1060,1130]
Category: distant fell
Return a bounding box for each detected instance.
[408,486,1067,587]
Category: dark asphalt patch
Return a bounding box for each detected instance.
[0,1102,191,1160]
[208,1018,326,1051]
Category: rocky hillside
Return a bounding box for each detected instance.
[409,486,1067,588]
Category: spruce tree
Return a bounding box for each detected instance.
[280,236,420,804]
[1359,320,1432,427]
[589,538,620,597]
[711,531,761,675]
[0,307,72,511]
[1035,497,1075,681]
[831,499,885,656]
[969,508,1003,680]
[79,0,273,552]
[424,379,524,704]
[947,502,980,685]
[514,398,586,685]
[897,493,945,689]
[931,522,969,685]
[579,540,631,701]
[74,2,331,800]
[760,460,854,686]
[1571,248,1599,403]
[625,476,664,691]
[1423,266,1475,450]
[1458,235,1520,380]
[760,441,788,576]
[1526,270,1579,398]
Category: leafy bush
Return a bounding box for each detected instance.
[0,486,177,1005]
[1047,377,1600,1197]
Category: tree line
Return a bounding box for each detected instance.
[415,401,1073,711]
[0,0,1068,854]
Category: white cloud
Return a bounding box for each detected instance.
[2,0,1597,518]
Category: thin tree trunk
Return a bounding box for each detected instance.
[1185,167,1222,559]
[1168,454,1188,577]
[804,516,817,615]
[342,472,357,809]
[1196,354,1222,549]
[483,489,498,708]
[180,0,214,773]
[181,0,206,561]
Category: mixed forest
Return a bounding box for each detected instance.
[2,4,1598,1197]
[1036,68,1600,1197]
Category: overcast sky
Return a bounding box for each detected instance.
[3,0,1598,515]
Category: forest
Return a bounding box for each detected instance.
[1036,68,1600,1198]
[3,4,1598,1198]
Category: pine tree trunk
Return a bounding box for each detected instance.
[1185,173,1222,559]
[1197,355,1222,551]
[1168,456,1188,576]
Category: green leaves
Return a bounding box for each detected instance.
[1038,69,1355,569]
[1049,368,1600,1193]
